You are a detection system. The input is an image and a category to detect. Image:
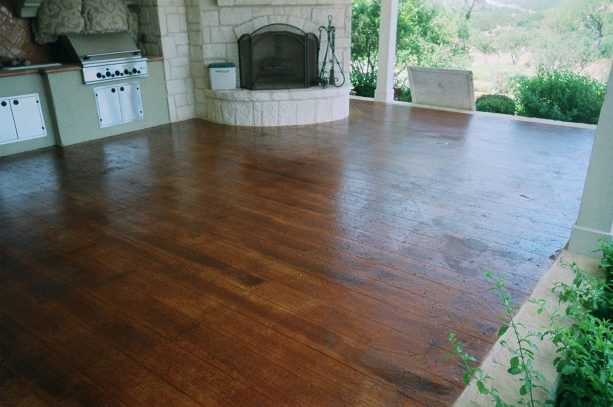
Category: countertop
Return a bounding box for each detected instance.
[0,56,164,78]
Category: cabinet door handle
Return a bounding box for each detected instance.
[120,87,125,92]
[111,88,116,93]
[13,100,19,106]
[0,101,6,107]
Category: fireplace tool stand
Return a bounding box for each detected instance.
[318,16,346,88]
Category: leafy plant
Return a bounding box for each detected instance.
[449,243,613,406]
[448,332,510,407]
[554,262,612,321]
[394,85,412,103]
[546,311,612,406]
[598,239,613,322]
[599,239,613,274]
[548,255,613,406]
[476,94,516,115]
[512,68,606,124]
[448,272,551,406]
[350,71,377,98]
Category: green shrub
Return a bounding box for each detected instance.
[513,68,606,124]
[551,260,613,406]
[550,312,612,406]
[394,86,412,103]
[350,71,377,98]
[476,94,516,115]
[596,239,613,321]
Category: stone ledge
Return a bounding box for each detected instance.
[205,85,349,102]
[204,85,350,126]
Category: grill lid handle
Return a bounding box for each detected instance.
[84,50,142,60]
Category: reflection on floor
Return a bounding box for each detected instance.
[0,100,595,406]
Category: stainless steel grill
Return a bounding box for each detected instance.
[65,32,149,85]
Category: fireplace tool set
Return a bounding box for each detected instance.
[318,15,345,88]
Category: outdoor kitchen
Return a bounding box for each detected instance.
[0,0,169,156]
[0,0,352,157]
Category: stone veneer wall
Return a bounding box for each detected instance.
[155,0,197,122]
[154,0,351,124]
[129,0,163,57]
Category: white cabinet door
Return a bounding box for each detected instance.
[10,95,46,139]
[95,86,123,128]
[118,83,143,123]
[0,98,18,144]
[95,82,143,128]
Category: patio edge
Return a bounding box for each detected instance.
[349,96,597,129]
[452,250,599,406]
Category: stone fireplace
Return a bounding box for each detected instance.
[155,0,351,126]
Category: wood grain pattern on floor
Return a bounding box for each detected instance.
[0,100,594,406]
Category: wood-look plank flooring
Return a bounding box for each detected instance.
[0,100,595,406]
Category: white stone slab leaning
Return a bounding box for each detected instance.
[408,67,476,111]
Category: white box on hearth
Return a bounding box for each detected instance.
[209,63,236,90]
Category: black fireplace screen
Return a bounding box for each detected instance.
[238,24,319,90]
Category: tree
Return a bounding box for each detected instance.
[579,0,613,56]
[464,0,479,21]
[351,0,470,95]
[350,0,381,80]
[549,0,613,58]
[492,29,531,65]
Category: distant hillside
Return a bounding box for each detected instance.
[429,0,563,12]
[426,0,566,33]
[423,0,611,90]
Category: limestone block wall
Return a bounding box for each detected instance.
[129,0,163,57]
[157,0,197,122]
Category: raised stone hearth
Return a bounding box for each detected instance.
[205,85,350,126]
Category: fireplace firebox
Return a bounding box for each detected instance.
[238,24,319,90]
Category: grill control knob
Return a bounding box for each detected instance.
[106,71,112,77]
[132,68,138,74]
[115,70,121,76]
[124,69,130,75]
[96,73,103,78]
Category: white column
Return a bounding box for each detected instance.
[374,0,398,103]
[568,65,613,257]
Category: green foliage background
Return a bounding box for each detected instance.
[475,95,516,115]
[350,0,610,123]
[513,69,606,124]
[350,0,469,96]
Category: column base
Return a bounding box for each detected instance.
[374,87,394,103]
[568,224,613,257]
